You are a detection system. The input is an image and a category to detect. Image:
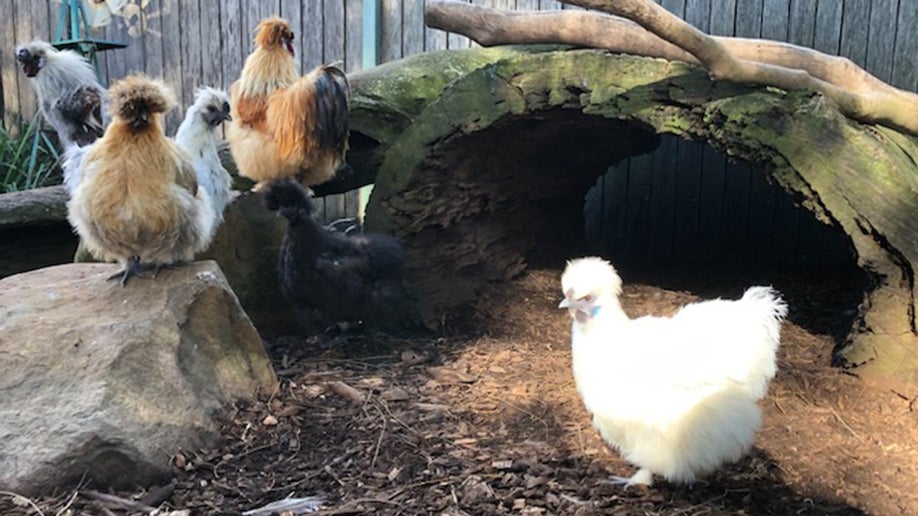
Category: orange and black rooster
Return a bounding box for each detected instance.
[228,16,350,192]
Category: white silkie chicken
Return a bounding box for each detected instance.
[559,257,787,487]
[174,87,235,223]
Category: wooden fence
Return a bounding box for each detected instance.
[1,1,915,258]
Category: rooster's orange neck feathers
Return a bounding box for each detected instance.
[235,17,298,97]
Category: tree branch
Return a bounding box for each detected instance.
[425,0,918,136]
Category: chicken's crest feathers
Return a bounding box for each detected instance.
[263,179,316,220]
[188,87,231,127]
[15,40,96,85]
[561,256,623,301]
[109,74,176,124]
[254,16,294,50]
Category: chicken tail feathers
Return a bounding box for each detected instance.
[269,64,350,165]
[312,65,350,157]
[263,179,316,222]
[742,286,788,319]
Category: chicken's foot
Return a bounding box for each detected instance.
[107,256,156,287]
[600,468,654,489]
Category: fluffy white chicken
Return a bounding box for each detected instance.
[559,257,787,487]
[174,87,235,223]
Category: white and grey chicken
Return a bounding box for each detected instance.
[174,87,235,223]
[559,257,787,487]
[15,40,107,194]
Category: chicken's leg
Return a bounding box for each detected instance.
[601,468,654,489]
[107,256,155,287]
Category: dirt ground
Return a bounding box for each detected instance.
[6,264,918,515]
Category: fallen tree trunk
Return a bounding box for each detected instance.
[425,0,918,136]
[362,47,918,393]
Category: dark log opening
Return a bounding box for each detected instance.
[581,137,870,346]
[379,108,658,326]
[585,136,861,269]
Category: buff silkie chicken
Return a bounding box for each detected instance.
[67,74,216,286]
[228,16,350,192]
[559,257,787,487]
[174,87,235,223]
[15,40,106,149]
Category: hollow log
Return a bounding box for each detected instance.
[362,46,918,393]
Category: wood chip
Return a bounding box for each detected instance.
[401,350,431,365]
[381,386,411,401]
[326,381,366,403]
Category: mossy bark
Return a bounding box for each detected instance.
[362,47,918,392]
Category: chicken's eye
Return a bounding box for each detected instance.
[580,294,595,303]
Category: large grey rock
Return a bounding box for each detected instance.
[0,261,277,495]
[199,191,296,334]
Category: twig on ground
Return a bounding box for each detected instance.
[0,490,45,516]
[370,404,389,469]
[83,490,157,513]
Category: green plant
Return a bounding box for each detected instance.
[0,113,62,193]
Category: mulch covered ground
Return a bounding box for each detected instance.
[6,264,918,515]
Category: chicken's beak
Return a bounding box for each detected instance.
[132,110,150,128]
[223,111,233,122]
[558,298,572,309]
[17,50,43,78]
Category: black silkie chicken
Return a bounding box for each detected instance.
[263,180,409,332]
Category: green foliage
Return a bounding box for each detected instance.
[0,113,62,193]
